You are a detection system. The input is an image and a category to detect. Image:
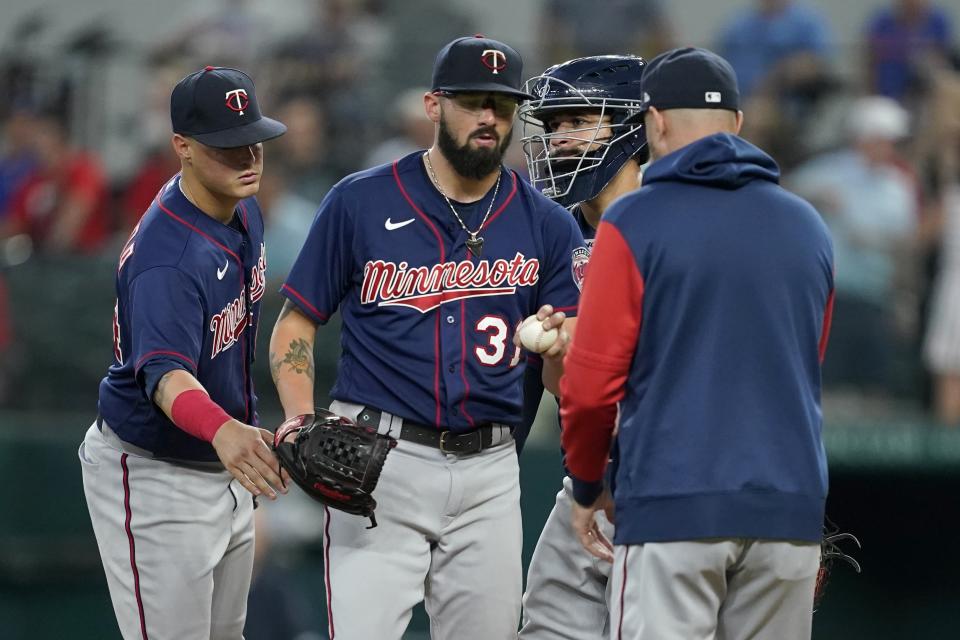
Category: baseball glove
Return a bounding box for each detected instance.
[814,517,861,611]
[273,409,398,527]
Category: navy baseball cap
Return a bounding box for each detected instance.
[432,35,535,101]
[171,66,287,148]
[640,47,740,113]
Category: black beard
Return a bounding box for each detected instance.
[438,117,513,180]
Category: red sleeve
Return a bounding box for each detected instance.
[560,221,644,483]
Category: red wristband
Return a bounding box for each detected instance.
[170,389,233,442]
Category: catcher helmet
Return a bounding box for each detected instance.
[519,55,647,208]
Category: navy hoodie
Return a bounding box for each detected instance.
[560,133,834,544]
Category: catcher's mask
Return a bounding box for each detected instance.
[519,55,647,208]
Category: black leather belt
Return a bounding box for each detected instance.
[356,408,505,455]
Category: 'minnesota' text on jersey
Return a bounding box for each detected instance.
[282,151,586,431]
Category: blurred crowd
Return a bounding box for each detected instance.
[1,1,958,636]
[3,0,960,426]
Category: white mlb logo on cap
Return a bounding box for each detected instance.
[705,91,721,103]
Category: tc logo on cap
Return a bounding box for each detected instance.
[225,88,250,115]
[481,49,507,75]
[705,91,721,103]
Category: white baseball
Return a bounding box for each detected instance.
[518,315,558,353]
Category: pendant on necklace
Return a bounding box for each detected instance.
[466,234,484,257]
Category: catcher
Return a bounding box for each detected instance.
[515,53,648,640]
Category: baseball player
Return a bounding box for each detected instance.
[562,48,833,639]
[269,35,586,640]
[514,55,647,640]
[79,67,288,640]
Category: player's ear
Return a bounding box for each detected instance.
[424,92,442,124]
[645,107,666,146]
[171,134,192,163]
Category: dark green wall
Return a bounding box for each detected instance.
[2,418,959,639]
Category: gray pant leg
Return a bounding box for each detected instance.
[210,481,255,640]
[611,541,730,640]
[611,540,819,640]
[81,424,248,640]
[426,440,523,640]
[520,477,613,640]
[322,442,435,640]
[326,401,523,640]
[717,541,819,640]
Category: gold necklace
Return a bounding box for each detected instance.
[423,151,501,257]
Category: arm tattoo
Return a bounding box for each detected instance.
[277,338,314,381]
[269,350,283,381]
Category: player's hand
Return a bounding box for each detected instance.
[274,426,299,445]
[212,420,289,500]
[514,304,571,360]
[572,490,615,562]
[259,428,292,487]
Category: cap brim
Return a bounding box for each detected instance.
[191,116,287,148]
[435,83,536,101]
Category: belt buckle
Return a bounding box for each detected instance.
[439,430,454,454]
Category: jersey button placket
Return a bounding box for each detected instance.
[440,312,462,426]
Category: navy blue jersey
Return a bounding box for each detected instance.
[98,175,267,461]
[282,151,587,432]
[515,205,596,452]
[573,207,597,252]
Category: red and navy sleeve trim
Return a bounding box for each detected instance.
[134,350,197,374]
[280,284,329,323]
